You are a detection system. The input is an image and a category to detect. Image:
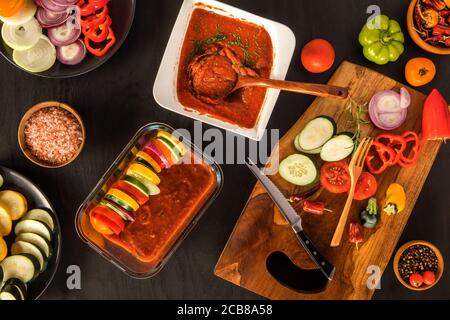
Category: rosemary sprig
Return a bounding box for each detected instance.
[345,96,370,152]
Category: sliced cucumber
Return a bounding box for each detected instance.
[0,254,39,283]
[99,200,132,222]
[104,194,134,212]
[2,278,27,300]
[320,134,355,162]
[11,241,46,272]
[127,172,160,196]
[22,208,55,232]
[0,174,3,188]
[279,154,319,186]
[122,175,150,196]
[294,135,322,154]
[296,116,336,151]
[15,219,52,241]
[16,233,51,258]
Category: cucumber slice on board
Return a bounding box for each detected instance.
[279,154,319,186]
[320,134,355,162]
[15,219,52,241]
[294,135,322,154]
[296,116,336,151]
[15,233,51,258]
[21,208,55,232]
[0,254,39,283]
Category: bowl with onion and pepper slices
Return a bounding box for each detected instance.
[0,0,136,78]
[393,240,444,291]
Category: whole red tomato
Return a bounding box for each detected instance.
[409,273,424,288]
[422,271,436,286]
[301,38,335,73]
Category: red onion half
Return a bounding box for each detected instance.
[369,89,410,131]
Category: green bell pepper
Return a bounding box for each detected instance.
[359,15,405,65]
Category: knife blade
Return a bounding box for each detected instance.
[245,159,335,280]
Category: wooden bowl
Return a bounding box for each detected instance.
[18,101,85,169]
[407,0,450,55]
[393,240,444,291]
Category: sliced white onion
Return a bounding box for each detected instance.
[0,0,37,26]
[400,87,411,109]
[13,35,56,73]
[1,17,42,50]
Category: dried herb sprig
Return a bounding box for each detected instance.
[345,96,370,152]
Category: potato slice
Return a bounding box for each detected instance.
[0,190,28,220]
[0,204,12,236]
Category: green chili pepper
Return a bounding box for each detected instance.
[359,15,405,65]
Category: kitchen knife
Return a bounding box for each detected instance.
[245,159,335,281]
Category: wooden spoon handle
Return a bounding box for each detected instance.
[330,184,356,247]
[239,77,349,99]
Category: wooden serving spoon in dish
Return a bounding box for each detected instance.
[188,44,349,103]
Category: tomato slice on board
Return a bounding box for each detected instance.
[320,160,351,194]
[354,172,378,201]
[113,180,149,206]
[89,213,114,236]
[90,205,125,235]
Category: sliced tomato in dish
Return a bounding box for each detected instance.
[113,180,149,206]
[90,205,125,235]
[354,172,378,201]
[320,160,351,194]
[89,213,114,235]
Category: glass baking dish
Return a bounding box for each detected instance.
[75,122,223,278]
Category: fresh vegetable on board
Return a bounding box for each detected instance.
[360,197,378,229]
[354,172,378,201]
[278,154,318,187]
[365,131,421,174]
[422,89,450,141]
[359,15,405,65]
[405,57,436,87]
[320,160,351,194]
[349,222,363,249]
[294,116,336,154]
[302,200,332,216]
[369,88,411,131]
[383,183,406,216]
[300,38,335,73]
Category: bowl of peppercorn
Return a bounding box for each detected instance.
[393,240,444,291]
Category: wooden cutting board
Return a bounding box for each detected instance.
[214,61,443,300]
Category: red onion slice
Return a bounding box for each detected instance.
[56,39,86,65]
[36,7,69,28]
[369,90,407,130]
[400,87,411,109]
[48,21,81,46]
[40,0,72,13]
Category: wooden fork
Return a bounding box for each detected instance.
[330,137,373,247]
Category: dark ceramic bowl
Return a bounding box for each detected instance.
[0,166,61,300]
[0,0,136,78]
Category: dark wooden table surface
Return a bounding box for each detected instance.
[0,0,448,300]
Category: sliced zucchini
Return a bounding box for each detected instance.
[156,130,187,156]
[0,284,23,300]
[100,200,133,222]
[122,175,150,196]
[320,134,355,162]
[296,116,336,151]
[0,204,12,236]
[15,219,52,241]
[0,190,28,220]
[294,135,322,154]
[21,208,55,232]
[11,241,46,272]
[0,254,39,283]
[105,188,139,212]
[126,172,161,196]
[3,278,27,300]
[0,174,3,188]
[156,136,182,162]
[279,154,319,186]
[16,233,51,258]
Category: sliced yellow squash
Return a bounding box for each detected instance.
[0,237,7,262]
[0,190,28,220]
[127,163,160,185]
[0,204,12,236]
[106,188,140,212]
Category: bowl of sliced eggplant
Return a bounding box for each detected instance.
[0,0,136,78]
[0,166,61,300]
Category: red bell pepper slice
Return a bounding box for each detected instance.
[422,89,450,142]
[77,0,96,16]
[80,5,108,29]
[113,180,149,206]
[84,15,112,43]
[375,133,407,165]
[90,205,125,235]
[85,27,116,57]
[398,132,421,168]
[365,141,396,175]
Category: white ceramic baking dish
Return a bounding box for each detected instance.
[153,0,296,141]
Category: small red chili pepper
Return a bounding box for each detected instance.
[287,185,320,204]
[303,200,332,215]
[349,222,363,250]
[85,27,116,57]
[84,15,112,43]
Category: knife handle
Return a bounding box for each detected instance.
[296,230,335,280]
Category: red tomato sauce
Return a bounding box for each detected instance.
[105,157,216,267]
[177,8,274,129]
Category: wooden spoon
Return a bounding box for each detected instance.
[230,75,349,100]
